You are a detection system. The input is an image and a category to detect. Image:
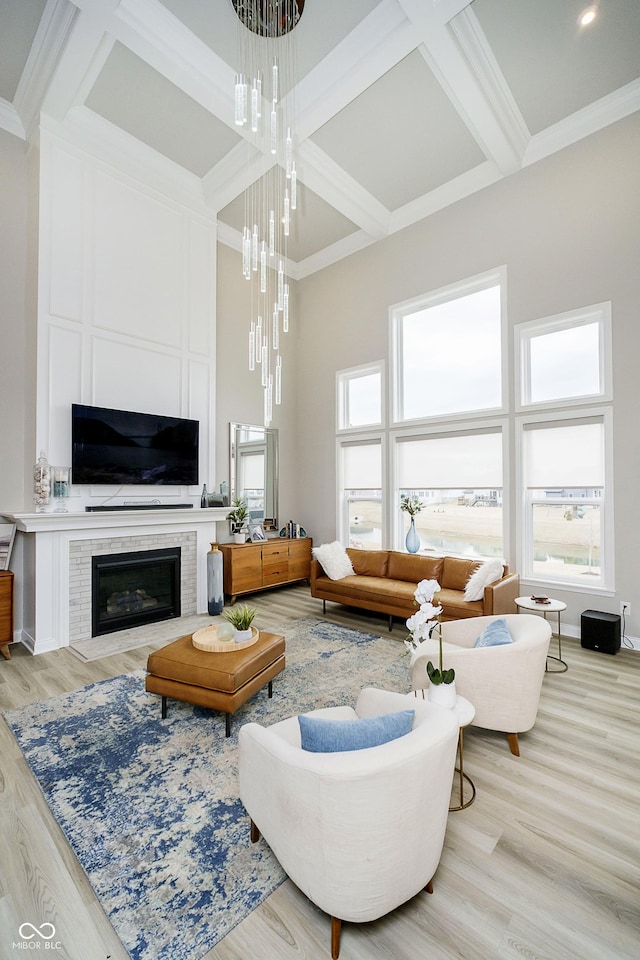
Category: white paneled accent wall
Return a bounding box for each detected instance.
[37,130,217,507]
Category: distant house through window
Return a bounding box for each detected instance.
[339,438,383,550]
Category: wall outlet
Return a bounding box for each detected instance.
[620,601,631,618]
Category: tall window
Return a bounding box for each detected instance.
[340,439,383,549]
[392,271,504,423]
[520,415,610,587]
[337,362,383,431]
[396,429,504,557]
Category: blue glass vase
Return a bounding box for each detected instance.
[207,542,224,616]
[405,517,420,554]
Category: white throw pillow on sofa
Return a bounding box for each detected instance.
[313,541,355,580]
[463,559,505,602]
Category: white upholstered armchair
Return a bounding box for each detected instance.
[410,613,551,756]
[238,687,459,959]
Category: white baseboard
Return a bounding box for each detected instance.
[560,622,639,651]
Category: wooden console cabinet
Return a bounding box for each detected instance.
[220,537,312,603]
[0,570,14,660]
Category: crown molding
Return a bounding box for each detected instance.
[294,230,376,280]
[0,99,26,140]
[43,107,206,213]
[389,159,502,234]
[524,79,640,167]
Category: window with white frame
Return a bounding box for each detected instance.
[340,439,383,550]
[392,271,504,423]
[337,362,383,431]
[396,428,504,558]
[520,415,610,587]
[516,303,611,409]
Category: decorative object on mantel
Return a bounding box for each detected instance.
[52,466,70,513]
[405,579,457,708]
[202,482,230,508]
[232,0,304,424]
[33,450,51,512]
[207,542,224,616]
[400,494,424,554]
[227,497,250,543]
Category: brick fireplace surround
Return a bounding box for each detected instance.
[3,508,229,654]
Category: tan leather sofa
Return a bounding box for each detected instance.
[310,548,520,629]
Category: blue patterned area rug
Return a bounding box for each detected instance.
[3,618,407,960]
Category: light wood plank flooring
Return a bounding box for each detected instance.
[1,585,639,960]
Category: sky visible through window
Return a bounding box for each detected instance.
[401,285,501,419]
[347,372,380,426]
[529,322,600,403]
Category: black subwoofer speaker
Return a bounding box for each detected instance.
[581,609,621,655]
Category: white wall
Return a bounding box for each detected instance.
[33,130,218,510]
[0,131,29,513]
[292,114,640,639]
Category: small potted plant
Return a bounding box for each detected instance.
[223,603,257,642]
[227,497,249,543]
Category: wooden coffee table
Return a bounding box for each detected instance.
[145,629,285,736]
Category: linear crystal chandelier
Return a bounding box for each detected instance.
[232,0,304,426]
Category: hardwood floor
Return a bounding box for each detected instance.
[1,585,639,960]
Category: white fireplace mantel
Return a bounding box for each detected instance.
[3,508,230,654]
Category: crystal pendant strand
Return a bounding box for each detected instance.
[233,0,302,426]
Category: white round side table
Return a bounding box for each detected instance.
[411,690,476,810]
[515,596,568,672]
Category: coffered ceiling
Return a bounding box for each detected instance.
[1,0,639,278]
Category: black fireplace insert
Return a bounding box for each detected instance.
[91,547,181,637]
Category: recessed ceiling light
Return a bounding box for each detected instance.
[578,4,599,27]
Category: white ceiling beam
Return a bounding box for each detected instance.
[13,0,77,139]
[294,0,418,142]
[397,0,526,175]
[448,8,530,165]
[294,231,377,280]
[114,0,236,128]
[298,140,390,240]
[40,0,121,122]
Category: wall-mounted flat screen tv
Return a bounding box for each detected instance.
[72,403,199,485]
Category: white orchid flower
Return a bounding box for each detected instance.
[414,579,441,605]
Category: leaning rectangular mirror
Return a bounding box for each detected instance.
[230,423,278,528]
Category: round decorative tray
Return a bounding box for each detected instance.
[192,624,259,652]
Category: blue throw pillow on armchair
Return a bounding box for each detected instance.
[298,709,415,753]
[474,618,514,647]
